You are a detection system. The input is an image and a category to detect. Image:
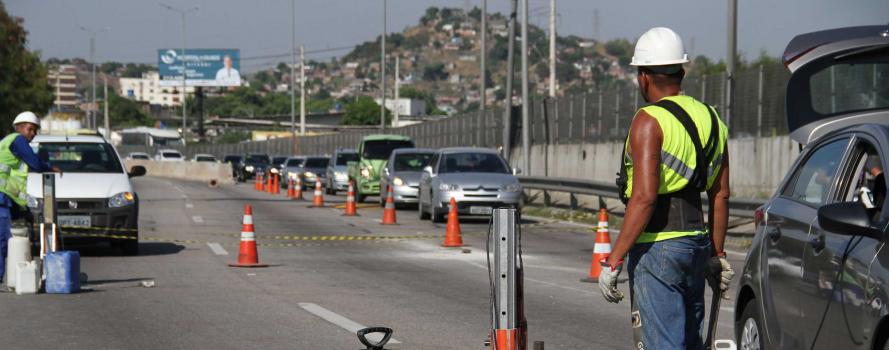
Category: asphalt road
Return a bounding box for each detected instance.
[0,176,747,349]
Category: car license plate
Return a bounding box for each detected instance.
[59,215,91,228]
[470,206,493,215]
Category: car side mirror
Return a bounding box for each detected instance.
[128,165,147,178]
[512,167,522,175]
[817,202,883,239]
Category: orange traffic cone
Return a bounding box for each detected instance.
[442,197,463,247]
[293,176,304,200]
[272,174,280,195]
[581,207,611,282]
[343,181,358,216]
[229,205,268,268]
[380,186,397,225]
[287,178,296,198]
[310,178,324,207]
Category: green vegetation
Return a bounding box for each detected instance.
[341,96,390,125]
[0,3,53,132]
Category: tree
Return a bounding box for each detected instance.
[422,63,448,81]
[341,96,390,125]
[0,4,53,131]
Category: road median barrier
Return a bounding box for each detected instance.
[124,159,234,185]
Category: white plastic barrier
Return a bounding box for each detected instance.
[124,160,234,185]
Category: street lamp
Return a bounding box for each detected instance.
[159,2,199,145]
[80,26,109,130]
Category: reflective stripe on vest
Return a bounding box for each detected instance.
[623,95,728,242]
[0,133,30,207]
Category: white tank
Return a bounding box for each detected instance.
[4,228,30,288]
[15,260,39,295]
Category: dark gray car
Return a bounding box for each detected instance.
[379,148,435,206]
[735,26,889,350]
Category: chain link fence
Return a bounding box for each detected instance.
[124,63,791,160]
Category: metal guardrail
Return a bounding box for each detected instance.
[518,176,764,218]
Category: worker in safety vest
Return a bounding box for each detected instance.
[0,112,62,288]
[597,27,734,349]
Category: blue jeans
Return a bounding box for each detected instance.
[0,206,10,283]
[628,234,711,350]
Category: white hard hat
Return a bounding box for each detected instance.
[12,111,40,129]
[630,27,689,67]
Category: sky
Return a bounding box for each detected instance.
[6,0,889,72]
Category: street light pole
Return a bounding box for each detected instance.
[159,3,198,144]
[80,26,108,130]
[290,0,297,149]
[380,0,387,130]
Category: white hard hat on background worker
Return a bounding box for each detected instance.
[12,111,40,129]
[630,27,689,67]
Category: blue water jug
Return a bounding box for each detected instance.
[44,251,81,294]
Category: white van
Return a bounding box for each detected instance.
[25,135,146,255]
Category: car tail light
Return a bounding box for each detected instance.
[754,208,764,228]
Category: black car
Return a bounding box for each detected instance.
[223,155,242,177]
[735,26,889,350]
[236,153,271,182]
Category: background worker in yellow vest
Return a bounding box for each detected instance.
[596,28,734,349]
[0,111,62,289]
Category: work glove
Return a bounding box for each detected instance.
[707,254,734,299]
[598,257,624,303]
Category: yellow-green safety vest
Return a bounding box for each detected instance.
[0,133,30,207]
[623,95,728,243]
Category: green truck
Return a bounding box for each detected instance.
[348,134,415,202]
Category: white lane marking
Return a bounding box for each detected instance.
[298,303,401,344]
[185,203,194,209]
[206,242,228,255]
[192,216,204,224]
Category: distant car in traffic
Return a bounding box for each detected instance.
[236,153,270,182]
[298,156,330,188]
[193,154,217,162]
[418,147,522,223]
[155,149,184,161]
[282,156,306,186]
[270,155,289,173]
[27,135,147,255]
[348,134,415,202]
[326,148,358,195]
[734,25,889,350]
[222,155,242,178]
[380,148,435,207]
[127,152,151,160]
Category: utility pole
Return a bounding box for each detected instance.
[290,0,296,148]
[394,56,400,127]
[726,0,737,128]
[80,26,108,130]
[521,0,530,174]
[159,3,198,144]
[502,0,517,160]
[548,0,556,98]
[300,45,306,135]
[380,0,387,130]
[103,76,109,136]
[480,0,487,111]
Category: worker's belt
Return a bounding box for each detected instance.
[636,186,706,243]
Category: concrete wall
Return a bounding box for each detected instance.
[124,160,234,185]
[509,135,801,199]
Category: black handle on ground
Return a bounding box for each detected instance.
[357,327,393,350]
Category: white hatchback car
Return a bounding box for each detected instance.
[155,149,184,161]
[26,135,146,255]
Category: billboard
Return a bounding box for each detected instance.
[158,48,241,87]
